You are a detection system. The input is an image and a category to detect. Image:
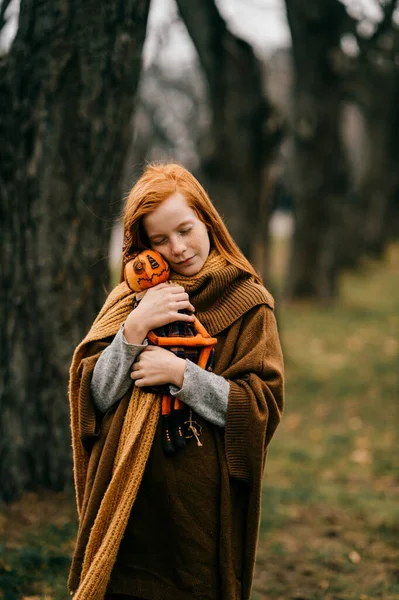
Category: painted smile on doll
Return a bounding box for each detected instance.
[124,250,170,292]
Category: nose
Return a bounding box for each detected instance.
[170,235,186,256]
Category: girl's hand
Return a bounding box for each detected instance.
[124,283,195,344]
[130,346,186,388]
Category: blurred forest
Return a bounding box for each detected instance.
[0,0,398,599]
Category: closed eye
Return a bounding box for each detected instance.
[179,227,192,235]
[152,237,167,246]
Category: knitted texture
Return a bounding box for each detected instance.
[70,281,135,514]
[69,249,275,599]
[170,251,274,335]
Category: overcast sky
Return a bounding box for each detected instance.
[143,0,291,67]
[216,0,291,54]
[2,0,395,62]
[1,0,290,55]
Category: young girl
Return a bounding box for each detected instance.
[68,163,284,600]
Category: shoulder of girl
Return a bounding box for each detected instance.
[251,282,275,311]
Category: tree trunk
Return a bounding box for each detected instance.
[387,71,399,242]
[0,0,150,501]
[359,112,397,258]
[343,33,399,262]
[176,0,282,271]
[375,65,399,252]
[284,0,350,300]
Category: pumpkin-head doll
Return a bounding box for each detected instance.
[124,249,217,455]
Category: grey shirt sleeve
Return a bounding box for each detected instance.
[169,360,229,428]
[91,324,148,413]
[91,328,229,427]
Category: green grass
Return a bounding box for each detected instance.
[0,493,77,600]
[0,244,398,600]
[254,243,399,599]
[0,526,75,599]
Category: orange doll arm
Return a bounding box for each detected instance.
[147,316,217,348]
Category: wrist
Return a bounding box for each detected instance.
[171,357,186,388]
[124,313,148,344]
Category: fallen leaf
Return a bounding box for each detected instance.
[284,413,302,432]
[348,550,361,564]
[349,417,363,430]
[351,449,371,465]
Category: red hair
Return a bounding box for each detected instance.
[121,162,262,284]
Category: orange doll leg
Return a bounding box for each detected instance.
[161,395,175,455]
[172,397,187,451]
[161,395,172,416]
[161,395,186,454]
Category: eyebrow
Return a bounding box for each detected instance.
[148,219,193,240]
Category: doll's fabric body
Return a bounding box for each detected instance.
[145,315,216,453]
[149,318,215,383]
[133,276,217,452]
[143,315,216,397]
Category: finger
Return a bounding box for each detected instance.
[171,294,195,312]
[131,370,146,381]
[175,312,196,322]
[134,378,149,387]
[174,300,195,312]
[131,362,147,375]
[165,285,185,294]
[170,292,190,303]
[143,346,171,358]
[151,282,172,290]
[142,345,160,352]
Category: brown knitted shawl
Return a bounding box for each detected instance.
[68,250,273,599]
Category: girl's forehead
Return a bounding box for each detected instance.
[143,193,196,233]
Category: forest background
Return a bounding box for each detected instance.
[0,0,398,598]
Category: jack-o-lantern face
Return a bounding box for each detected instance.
[124,249,170,292]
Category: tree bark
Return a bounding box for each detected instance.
[368,60,399,254]
[0,0,150,501]
[284,0,350,300]
[386,70,399,242]
[176,0,282,269]
[359,109,398,258]
[342,24,399,262]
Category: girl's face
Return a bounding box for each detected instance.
[143,192,210,276]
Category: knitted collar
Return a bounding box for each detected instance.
[170,249,274,335]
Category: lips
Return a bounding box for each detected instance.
[178,256,195,265]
